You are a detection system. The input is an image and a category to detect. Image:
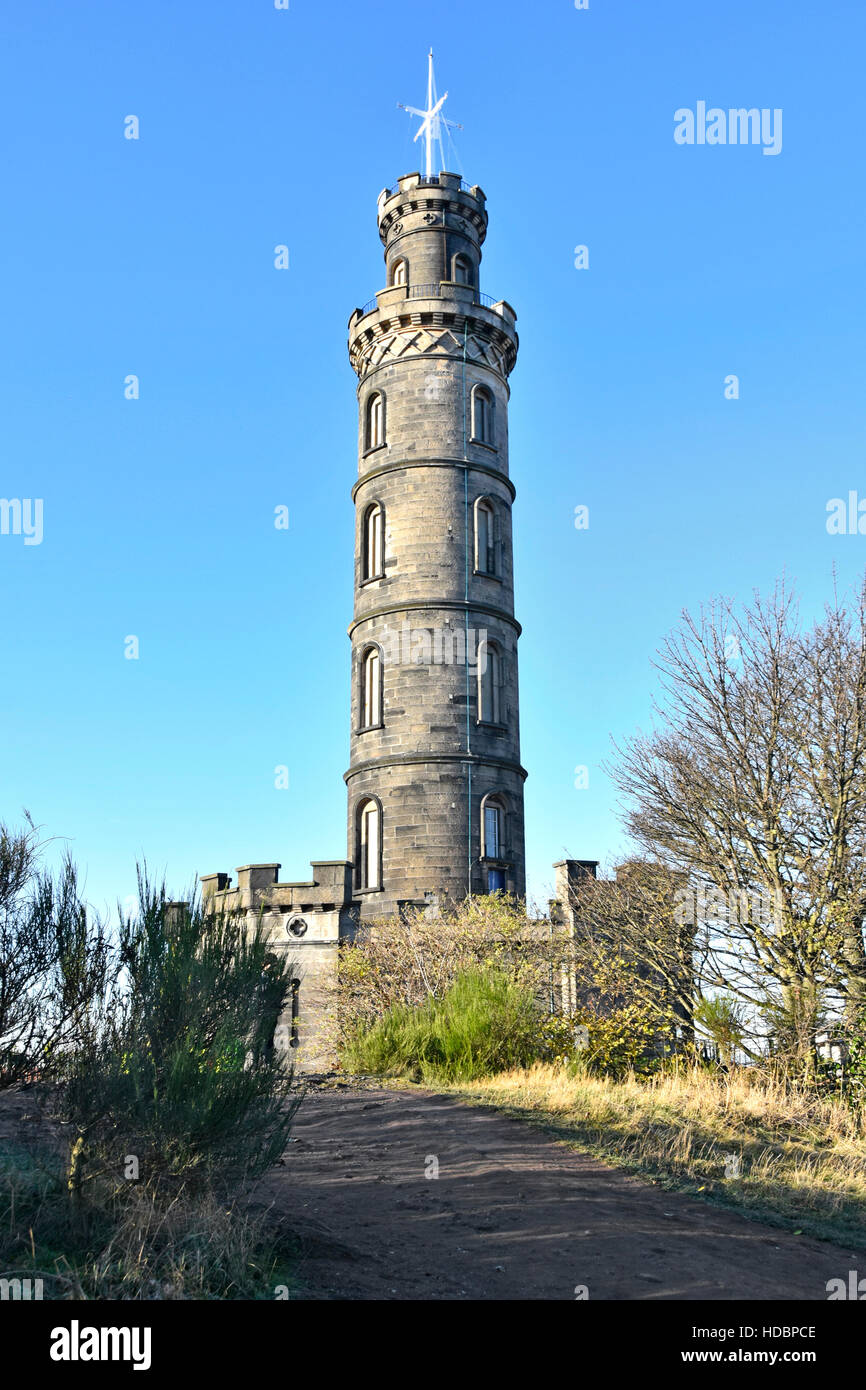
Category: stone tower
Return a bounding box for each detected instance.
[345,170,527,916]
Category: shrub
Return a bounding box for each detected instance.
[343,966,543,1082]
[571,1002,665,1079]
[1,854,303,1299]
[0,821,111,1087]
[334,894,576,1052]
[52,871,300,1197]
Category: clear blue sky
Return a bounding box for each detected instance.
[2,0,864,916]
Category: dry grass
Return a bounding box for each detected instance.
[448,1063,866,1247]
[0,1136,298,1300]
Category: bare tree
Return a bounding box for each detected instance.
[563,860,697,1048]
[607,578,866,1066]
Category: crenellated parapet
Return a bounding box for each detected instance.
[201,860,354,935]
[377,171,488,264]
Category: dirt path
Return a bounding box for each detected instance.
[255,1084,864,1301]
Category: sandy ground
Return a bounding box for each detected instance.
[254,1082,866,1301]
[4,1083,863,1301]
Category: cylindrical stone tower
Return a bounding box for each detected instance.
[345,170,526,917]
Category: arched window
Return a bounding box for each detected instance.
[362,501,384,581]
[481,794,506,860]
[471,385,494,446]
[391,259,408,286]
[453,254,473,286]
[478,640,501,725]
[356,798,381,890]
[366,392,385,450]
[360,645,382,728]
[474,497,496,575]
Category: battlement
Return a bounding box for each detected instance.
[201,859,353,913]
[378,170,486,215]
[374,169,490,298]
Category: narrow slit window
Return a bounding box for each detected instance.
[290,979,300,1048]
[367,393,384,450]
[472,386,494,445]
[361,647,382,727]
[363,502,383,580]
[358,799,381,890]
[478,642,501,724]
[475,499,495,575]
[482,799,505,860]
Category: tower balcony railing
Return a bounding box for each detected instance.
[355,283,514,323]
[384,175,475,198]
[406,281,451,300]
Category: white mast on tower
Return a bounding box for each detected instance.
[398,49,462,178]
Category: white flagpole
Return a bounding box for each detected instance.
[398,52,462,180]
[426,50,434,177]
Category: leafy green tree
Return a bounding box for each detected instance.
[694,994,748,1069]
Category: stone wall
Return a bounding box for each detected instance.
[200,861,355,1071]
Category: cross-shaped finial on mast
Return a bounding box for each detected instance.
[398,50,463,178]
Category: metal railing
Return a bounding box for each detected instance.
[384,176,475,198]
[407,282,442,300]
[355,284,502,319]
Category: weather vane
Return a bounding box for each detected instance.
[398,49,463,179]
